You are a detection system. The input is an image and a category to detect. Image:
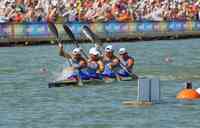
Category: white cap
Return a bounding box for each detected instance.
[105,45,113,52]
[89,47,100,56]
[72,48,81,55]
[119,48,127,54]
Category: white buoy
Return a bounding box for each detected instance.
[137,78,160,103]
[196,88,200,95]
[164,56,173,64]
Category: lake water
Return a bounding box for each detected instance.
[1,39,200,128]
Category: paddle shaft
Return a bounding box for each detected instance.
[63,24,89,59]
[81,26,103,54]
[119,63,138,79]
[48,22,73,66]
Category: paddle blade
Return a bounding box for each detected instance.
[81,25,103,46]
[63,24,89,59]
[81,26,95,42]
[47,21,59,39]
[78,78,83,86]
[63,24,78,46]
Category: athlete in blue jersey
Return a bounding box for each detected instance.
[87,47,104,79]
[58,43,90,80]
[102,45,120,79]
[117,48,135,78]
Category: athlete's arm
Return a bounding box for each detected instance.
[97,60,104,73]
[72,59,87,70]
[110,58,120,69]
[127,58,134,69]
[58,43,71,59]
[79,59,87,69]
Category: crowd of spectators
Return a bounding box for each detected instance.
[0,0,199,23]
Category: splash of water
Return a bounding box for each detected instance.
[54,67,75,81]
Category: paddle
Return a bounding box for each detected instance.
[48,21,59,41]
[47,22,83,86]
[81,25,103,54]
[63,24,88,59]
[119,63,138,79]
[47,21,72,66]
[81,25,138,80]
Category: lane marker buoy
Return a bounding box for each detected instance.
[176,81,200,100]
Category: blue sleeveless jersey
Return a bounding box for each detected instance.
[102,63,116,78]
[87,62,103,79]
[117,57,133,77]
[63,60,90,80]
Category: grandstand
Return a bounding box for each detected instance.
[0,0,199,23]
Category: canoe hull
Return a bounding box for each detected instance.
[48,76,134,88]
[48,79,105,88]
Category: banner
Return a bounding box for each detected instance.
[195,21,200,31]
[0,23,12,37]
[90,23,105,33]
[0,21,200,42]
[137,21,154,32]
[25,23,49,37]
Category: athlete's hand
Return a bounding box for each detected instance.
[112,59,120,66]
[79,47,83,51]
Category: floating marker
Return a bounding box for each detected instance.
[137,78,160,103]
[137,78,150,101]
[176,89,200,100]
[151,78,160,103]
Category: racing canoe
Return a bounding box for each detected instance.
[48,67,136,88]
[48,76,134,88]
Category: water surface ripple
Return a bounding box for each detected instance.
[1,39,200,128]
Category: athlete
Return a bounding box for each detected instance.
[101,45,121,79]
[58,43,90,80]
[87,47,104,79]
[117,48,137,78]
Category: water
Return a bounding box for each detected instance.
[1,39,200,127]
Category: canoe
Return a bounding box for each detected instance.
[48,67,136,87]
[48,76,135,88]
[48,79,101,88]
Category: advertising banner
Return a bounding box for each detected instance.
[0,24,12,37]
[194,21,200,31]
[25,23,49,37]
[0,21,200,42]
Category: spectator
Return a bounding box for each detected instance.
[0,0,199,23]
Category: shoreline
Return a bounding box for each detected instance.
[0,33,200,47]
